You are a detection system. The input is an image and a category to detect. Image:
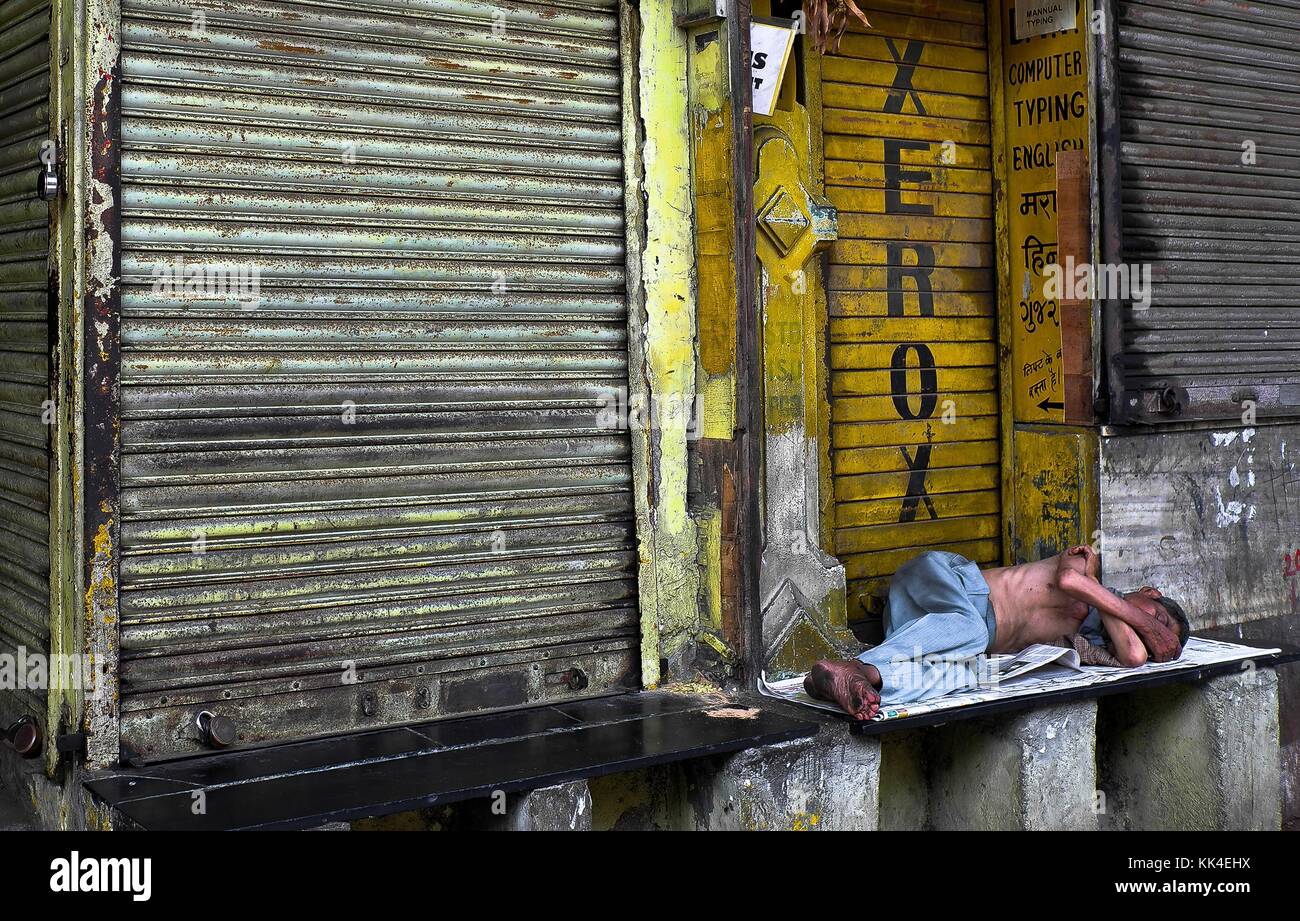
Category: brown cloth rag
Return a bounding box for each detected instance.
[1063,633,1125,668]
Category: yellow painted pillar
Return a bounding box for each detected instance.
[750,7,856,674]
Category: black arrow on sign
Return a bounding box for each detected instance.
[1037,398,1065,411]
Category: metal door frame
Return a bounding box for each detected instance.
[1094,0,1127,425]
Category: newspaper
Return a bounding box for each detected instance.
[987,643,1083,681]
[758,636,1280,723]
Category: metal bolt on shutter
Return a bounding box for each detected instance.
[117,0,640,760]
[1108,0,1300,421]
[0,0,52,731]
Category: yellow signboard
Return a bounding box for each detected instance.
[1001,0,1090,421]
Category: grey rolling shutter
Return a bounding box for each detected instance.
[118,0,639,760]
[0,0,51,731]
[1109,0,1300,421]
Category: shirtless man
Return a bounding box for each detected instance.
[804,547,1190,720]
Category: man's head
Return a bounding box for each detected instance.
[1124,586,1190,649]
[1153,596,1191,648]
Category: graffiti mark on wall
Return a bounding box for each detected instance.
[1284,548,1300,613]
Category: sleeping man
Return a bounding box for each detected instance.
[804,546,1190,720]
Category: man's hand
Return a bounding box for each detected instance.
[1127,593,1183,662]
[1066,544,1100,579]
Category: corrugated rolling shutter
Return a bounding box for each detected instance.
[0,0,51,730]
[821,0,1001,619]
[117,0,639,760]
[1112,0,1300,421]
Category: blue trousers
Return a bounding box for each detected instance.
[856,551,998,705]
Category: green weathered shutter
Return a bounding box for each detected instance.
[117,0,639,760]
[0,0,51,732]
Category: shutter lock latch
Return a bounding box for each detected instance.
[196,710,237,749]
[36,141,61,201]
[1138,386,1187,418]
[1157,387,1185,417]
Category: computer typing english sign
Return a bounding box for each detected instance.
[1003,0,1089,422]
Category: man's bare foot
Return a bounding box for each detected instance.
[804,659,881,720]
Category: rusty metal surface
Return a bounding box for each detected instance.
[726,0,760,674]
[115,0,639,760]
[0,0,52,729]
[83,0,124,769]
[1113,0,1300,421]
[1096,0,1125,424]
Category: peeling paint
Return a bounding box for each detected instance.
[1102,426,1300,628]
[632,0,703,682]
[80,0,124,770]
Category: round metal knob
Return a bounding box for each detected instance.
[5,717,41,759]
[196,711,237,749]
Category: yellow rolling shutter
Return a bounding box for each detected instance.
[822,0,1001,618]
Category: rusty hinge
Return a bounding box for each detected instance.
[1138,386,1188,417]
[545,668,589,692]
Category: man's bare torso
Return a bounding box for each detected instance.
[982,555,1090,654]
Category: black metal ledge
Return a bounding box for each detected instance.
[848,645,1300,736]
[83,648,1300,829]
[84,692,817,831]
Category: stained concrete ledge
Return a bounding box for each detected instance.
[931,699,1099,830]
[681,720,881,830]
[353,780,594,831]
[0,749,97,831]
[301,670,1287,831]
[879,700,1099,830]
[357,730,883,831]
[656,698,1100,830]
[1097,668,1280,830]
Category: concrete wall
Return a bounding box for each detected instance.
[1099,421,1300,824]
[1099,423,1299,629]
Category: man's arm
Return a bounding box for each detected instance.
[1061,547,1148,666]
[1055,549,1181,662]
[1098,610,1147,666]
